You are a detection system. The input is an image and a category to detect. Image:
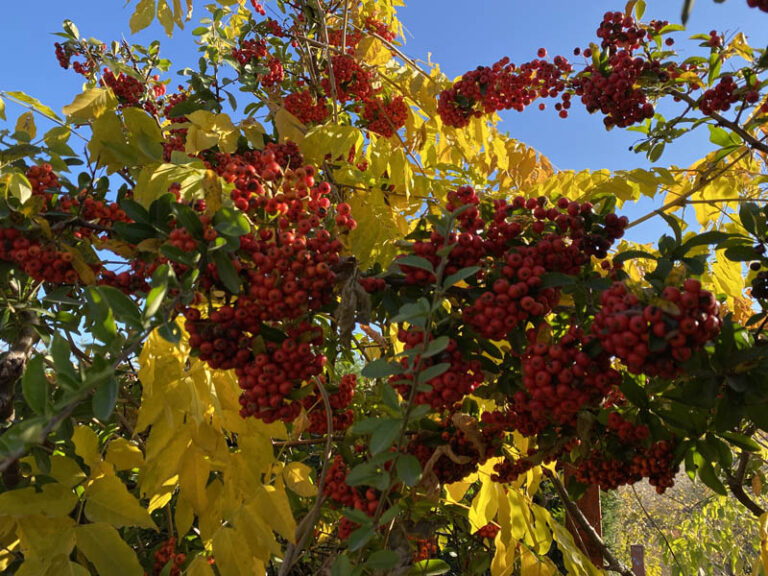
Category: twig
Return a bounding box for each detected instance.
[313,0,339,123]
[547,471,636,576]
[725,448,766,517]
[279,375,334,576]
[630,485,686,576]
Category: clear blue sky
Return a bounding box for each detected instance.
[0,1,765,241]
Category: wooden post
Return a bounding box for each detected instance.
[563,468,603,566]
[630,545,646,576]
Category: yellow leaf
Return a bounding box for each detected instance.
[23,454,86,488]
[203,170,223,214]
[712,249,744,307]
[0,96,5,121]
[157,0,175,36]
[346,189,407,269]
[186,557,216,576]
[213,113,239,154]
[0,484,77,518]
[213,527,266,576]
[175,496,195,538]
[444,475,477,504]
[130,0,156,33]
[283,462,317,497]
[242,119,266,149]
[233,502,282,560]
[469,476,500,532]
[62,88,117,123]
[520,546,557,576]
[75,523,144,576]
[123,107,163,162]
[105,438,144,471]
[16,515,76,565]
[179,448,210,512]
[730,32,754,62]
[84,475,156,529]
[72,425,100,469]
[88,111,132,173]
[15,112,36,139]
[543,505,601,576]
[43,556,90,576]
[253,482,296,542]
[274,107,305,145]
[356,36,392,67]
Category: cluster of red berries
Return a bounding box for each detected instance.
[516,329,621,427]
[698,75,740,115]
[261,57,284,88]
[359,276,386,293]
[574,439,677,493]
[234,323,326,423]
[437,55,572,128]
[408,425,486,484]
[412,538,438,562]
[606,411,650,444]
[0,231,81,284]
[323,54,373,103]
[477,523,500,540]
[232,39,267,66]
[596,11,648,50]
[391,329,483,411]
[592,279,721,378]
[101,69,145,107]
[324,455,381,539]
[152,538,185,576]
[361,95,408,137]
[746,0,768,12]
[302,374,357,434]
[284,90,330,125]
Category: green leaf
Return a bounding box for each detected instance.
[171,203,203,239]
[51,335,78,391]
[725,244,760,262]
[370,419,401,455]
[395,454,421,487]
[367,550,399,571]
[214,207,251,238]
[144,264,171,320]
[22,355,47,415]
[212,251,241,294]
[442,266,480,288]
[92,377,119,421]
[409,559,451,575]
[416,362,450,383]
[362,359,402,379]
[396,255,434,273]
[421,336,449,359]
[612,249,658,264]
[85,287,118,342]
[709,125,741,148]
[341,508,373,525]
[720,431,761,452]
[97,286,142,329]
[677,230,730,254]
[698,461,727,495]
[538,272,576,289]
[331,555,352,576]
[352,418,382,435]
[346,462,380,486]
[347,524,374,552]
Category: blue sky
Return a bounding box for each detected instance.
[0,1,765,241]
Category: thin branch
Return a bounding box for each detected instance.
[725,449,766,517]
[313,0,339,123]
[547,471,636,576]
[630,485,686,576]
[279,375,334,576]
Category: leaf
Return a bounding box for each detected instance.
[468,477,499,532]
[213,526,262,576]
[0,483,77,517]
[698,461,727,495]
[443,266,480,288]
[186,557,216,576]
[84,475,156,529]
[214,206,251,237]
[347,524,374,552]
[720,431,760,452]
[417,362,450,384]
[157,0,175,37]
[367,550,399,571]
[22,354,47,415]
[75,523,144,576]
[409,559,451,575]
[397,255,434,273]
[92,377,119,421]
[105,438,144,471]
[4,91,62,121]
[361,359,402,379]
[130,0,156,33]
[612,249,658,264]
[283,462,317,497]
[123,107,163,162]
[212,251,241,294]
[396,454,421,487]
[0,96,5,120]
[15,112,36,140]
[370,419,401,455]
[62,88,117,123]
[97,286,142,329]
[274,107,306,144]
[72,425,100,468]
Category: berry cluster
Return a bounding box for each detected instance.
[408,424,486,484]
[698,75,740,115]
[361,95,408,138]
[516,329,621,427]
[302,373,357,434]
[324,455,381,539]
[592,279,721,378]
[477,523,500,540]
[437,55,572,128]
[596,11,648,50]
[391,329,483,411]
[284,90,330,125]
[746,0,768,12]
[152,538,185,576]
[101,69,144,107]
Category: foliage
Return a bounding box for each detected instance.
[0,1,768,575]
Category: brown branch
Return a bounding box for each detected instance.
[725,449,766,517]
[547,471,636,576]
[279,375,334,576]
[313,0,339,123]
[0,310,40,421]
[667,88,768,155]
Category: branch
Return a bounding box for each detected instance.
[279,375,335,576]
[725,450,766,517]
[666,88,768,155]
[547,471,636,576]
[0,310,40,420]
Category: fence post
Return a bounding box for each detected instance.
[630,544,646,576]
